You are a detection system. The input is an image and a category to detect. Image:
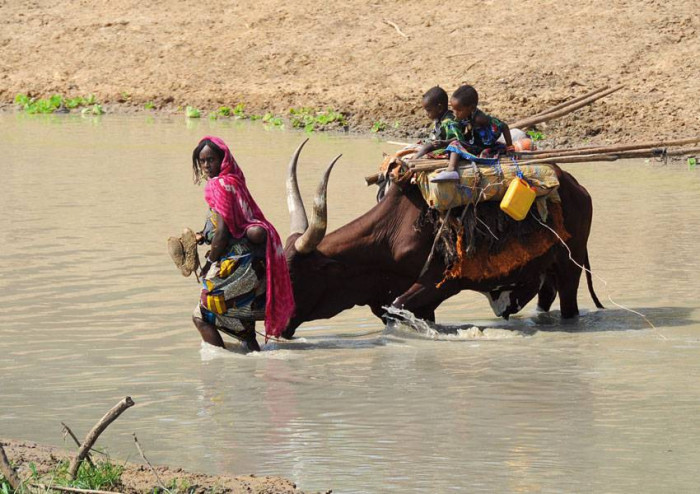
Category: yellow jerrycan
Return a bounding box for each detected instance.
[500,177,536,221]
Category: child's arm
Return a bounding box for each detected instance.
[414,141,438,159]
[500,122,514,154]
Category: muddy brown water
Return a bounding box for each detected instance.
[2,114,700,493]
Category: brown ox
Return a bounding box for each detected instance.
[283,140,603,338]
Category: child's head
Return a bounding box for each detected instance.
[451,85,479,120]
[422,86,448,120]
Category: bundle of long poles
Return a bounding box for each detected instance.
[511,84,625,130]
[407,137,700,172]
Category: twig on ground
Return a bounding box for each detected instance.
[0,443,21,491]
[465,59,480,72]
[31,483,122,494]
[132,434,171,494]
[61,423,95,468]
[68,397,135,479]
[383,19,409,39]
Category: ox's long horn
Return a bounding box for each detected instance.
[294,154,342,254]
[287,139,310,236]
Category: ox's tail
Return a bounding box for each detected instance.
[584,250,605,309]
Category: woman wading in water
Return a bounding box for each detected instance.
[191,136,294,351]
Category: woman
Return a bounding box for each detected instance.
[191,136,294,351]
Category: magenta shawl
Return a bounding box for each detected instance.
[200,136,294,338]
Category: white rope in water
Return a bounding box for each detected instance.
[531,213,664,339]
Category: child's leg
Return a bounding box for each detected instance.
[430,151,461,182]
[447,152,458,172]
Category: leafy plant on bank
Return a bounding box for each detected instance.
[289,107,347,132]
[54,459,124,491]
[185,106,201,118]
[527,129,546,141]
[14,93,99,114]
[371,120,387,133]
[81,104,104,116]
[1,458,125,493]
[262,113,283,127]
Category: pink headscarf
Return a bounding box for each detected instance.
[200,136,295,338]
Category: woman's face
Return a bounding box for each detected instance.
[199,145,222,179]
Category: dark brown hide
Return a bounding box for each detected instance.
[283,163,600,338]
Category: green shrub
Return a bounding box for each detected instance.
[371,120,387,133]
[185,106,201,118]
[527,130,546,141]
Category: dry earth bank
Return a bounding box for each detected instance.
[2,439,316,493]
[1,0,698,145]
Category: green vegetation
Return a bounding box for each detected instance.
[371,120,387,133]
[144,101,156,110]
[262,112,283,127]
[185,106,201,118]
[232,103,246,118]
[527,129,546,141]
[216,106,232,117]
[14,93,99,114]
[81,104,104,116]
[289,107,347,132]
[1,458,125,493]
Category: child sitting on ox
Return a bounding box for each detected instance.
[432,84,514,182]
[413,86,465,159]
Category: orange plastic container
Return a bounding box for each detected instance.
[500,178,536,221]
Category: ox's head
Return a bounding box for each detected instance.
[283,140,347,337]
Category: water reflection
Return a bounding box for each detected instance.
[2,114,700,492]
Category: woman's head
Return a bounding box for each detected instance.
[451,85,479,120]
[192,138,226,183]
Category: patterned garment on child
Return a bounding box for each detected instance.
[455,109,508,157]
[428,110,466,156]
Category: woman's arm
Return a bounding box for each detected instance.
[206,213,231,263]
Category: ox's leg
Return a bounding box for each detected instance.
[485,278,542,320]
[537,272,557,312]
[391,268,461,319]
[554,246,586,319]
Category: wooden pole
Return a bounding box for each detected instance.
[407,146,700,172]
[68,397,135,479]
[527,86,610,119]
[512,84,624,129]
[0,443,21,492]
[520,136,700,158]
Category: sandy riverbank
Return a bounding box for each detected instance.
[1,439,317,493]
[1,0,698,145]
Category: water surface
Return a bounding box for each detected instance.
[1,114,700,493]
